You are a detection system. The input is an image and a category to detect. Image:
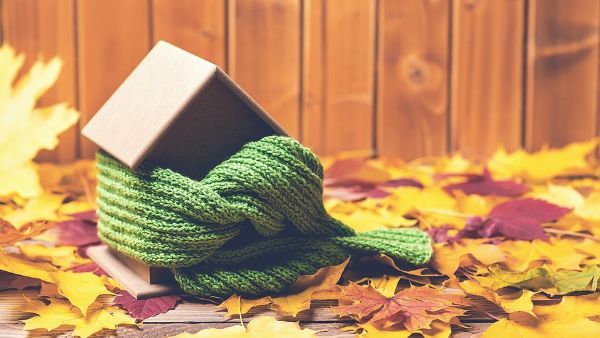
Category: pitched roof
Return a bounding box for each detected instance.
[83,41,286,179]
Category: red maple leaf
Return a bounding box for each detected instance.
[114,291,181,321]
[335,283,468,332]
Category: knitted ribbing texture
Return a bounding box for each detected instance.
[96,136,432,297]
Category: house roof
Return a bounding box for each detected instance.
[82,41,287,179]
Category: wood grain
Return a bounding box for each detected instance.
[300,0,325,153]
[1,0,78,163]
[152,0,226,69]
[303,0,376,155]
[377,0,449,159]
[77,0,151,158]
[451,0,525,160]
[228,0,301,137]
[525,0,600,150]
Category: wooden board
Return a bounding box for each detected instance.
[451,0,525,159]
[300,0,325,153]
[377,0,449,159]
[0,285,496,337]
[302,0,376,155]
[152,0,226,70]
[1,0,78,163]
[228,0,301,137]
[77,0,151,159]
[87,245,179,299]
[525,0,600,150]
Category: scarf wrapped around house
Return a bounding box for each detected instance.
[95,135,432,297]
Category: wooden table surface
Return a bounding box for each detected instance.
[0,273,497,337]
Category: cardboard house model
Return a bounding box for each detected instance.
[83,41,287,299]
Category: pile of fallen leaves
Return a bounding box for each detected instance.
[2,43,600,337]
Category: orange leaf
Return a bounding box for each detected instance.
[0,218,52,246]
[335,283,469,333]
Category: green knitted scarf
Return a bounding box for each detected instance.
[96,136,432,297]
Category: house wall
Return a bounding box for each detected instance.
[1,0,599,161]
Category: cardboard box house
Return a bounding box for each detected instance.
[83,41,287,298]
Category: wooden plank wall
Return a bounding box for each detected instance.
[0,0,598,161]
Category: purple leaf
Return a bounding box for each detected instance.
[428,226,452,243]
[451,199,571,241]
[55,211,100,247]
[114,291,181,321]
[443,168,527,197]
[72,262,107,276]
[488,198,571,222]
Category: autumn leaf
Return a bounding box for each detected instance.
[18,244,90,269]
[474,264,600,296]
[21,297,137,338]
[0,218,52,246]
[431,239,506,275]
[51,210,100,256]
[443,168,527,197]
[482,293,600,337]
[114,291,181,321]
[488,139,599,181]
[335,283,469,333]
[0,271,40,290]
[1,192,65,228]
[369,275,402,298]
[71,262,107,276]
[270,258,349,316]
[452,198,571,241]
[0,44,79,197]
[325,158,391,187]
[0,252,113,314]
[460,279,536,315]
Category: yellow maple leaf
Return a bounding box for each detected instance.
[22,297,137,338]
[0,44,79,198]
[574,191,600,222]
[482,293,600,337]
[460,279,536,316]
[270,258,349,316]
[0,252,113,314]
[431,240,506,276]
[18,244,90,269]
[369,275,402,298]
[173,316,317,338]
[0,192,64,228]
[488,139,599,181]
[529,184,585,209]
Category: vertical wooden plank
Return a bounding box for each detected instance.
[301,0,324,153]
[2,0,78,163]
[77,0,151,158]
[0,0,3,43]
[229,0,301,137]
[376,0,449,159]
[451,0,525,159]
[152,0,226,69]
[525,0,600,150]
[302,0,376,155]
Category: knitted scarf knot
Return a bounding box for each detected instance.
[96,136,432,297]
